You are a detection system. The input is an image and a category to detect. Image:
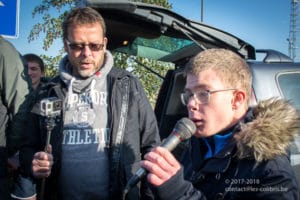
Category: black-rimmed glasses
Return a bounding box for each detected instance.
[180,88,236,105]
[65,39,104,52]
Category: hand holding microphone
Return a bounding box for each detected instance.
[141,146,182,186]
[123,117,196,194]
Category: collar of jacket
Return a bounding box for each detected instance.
[192,98,299,173]
[191,112,249,174]
[189,135,237,174]
[234,98,299,162]
[200,138,236,174]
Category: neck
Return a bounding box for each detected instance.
[32,83,39,90]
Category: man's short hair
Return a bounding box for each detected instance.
[23,53,45,72]
[62,7,106,40]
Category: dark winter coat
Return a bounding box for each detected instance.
[153,98,300,200]
[19,67,160,200]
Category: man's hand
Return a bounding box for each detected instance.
[140,146,181,186]
[32,145,53,178]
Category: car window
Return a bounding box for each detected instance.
[114,35,194,60]
[277,71,300,169]
[277,72,300,110]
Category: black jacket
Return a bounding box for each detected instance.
[153,98,300,200]
[19,67,160,200]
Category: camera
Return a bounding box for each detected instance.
[40,97,63,117]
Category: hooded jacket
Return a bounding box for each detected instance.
[153,98,300,200]
[18,51,160,200]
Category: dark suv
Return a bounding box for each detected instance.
[79,0,300,180]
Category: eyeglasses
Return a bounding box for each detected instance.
[65,39,104,52]
[180,88,236,106]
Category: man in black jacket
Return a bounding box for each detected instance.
[13,7,160,200]
[0,36,31,199]
[141,48,300,199]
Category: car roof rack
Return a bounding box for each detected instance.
[256,49,293,63]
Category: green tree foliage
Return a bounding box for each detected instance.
[29,0,173,106]
[114,53,174,106]
[28,0,74,50]
[40,53,63,77]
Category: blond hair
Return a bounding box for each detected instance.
[185,48,252,106]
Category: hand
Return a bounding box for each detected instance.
[140,146,181,186]
[8,153,20,171]
[32,145,53,178]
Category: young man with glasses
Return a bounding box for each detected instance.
[141,48,300,199]
[13,7,160,200]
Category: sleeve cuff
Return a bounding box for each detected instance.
[152,167,192,199]
[11,175,36,199]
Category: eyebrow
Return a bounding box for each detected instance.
[184,84,207,92]
[67,39,103,44]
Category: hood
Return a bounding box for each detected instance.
[235,98,300,162]
[59,51,113,93]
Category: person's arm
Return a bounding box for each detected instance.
[13,111,46,199]
[253,159,300,200]
[134,77,160,152]
[141,147,206,200]
[0,38,32,155]
[135,78,160,200]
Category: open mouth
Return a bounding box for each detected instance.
[191,118,204,127]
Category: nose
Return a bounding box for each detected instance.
[81,45,92,57]
[28,69,33,76]
[187,96,198,111]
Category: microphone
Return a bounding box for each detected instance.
[123,117,196,195]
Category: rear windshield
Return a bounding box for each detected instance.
[278,72,300,110]
[114,35,194,60]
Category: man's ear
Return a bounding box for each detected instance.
[63,40,68,52]
[103,37,108,51]
[232,90,246,110]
